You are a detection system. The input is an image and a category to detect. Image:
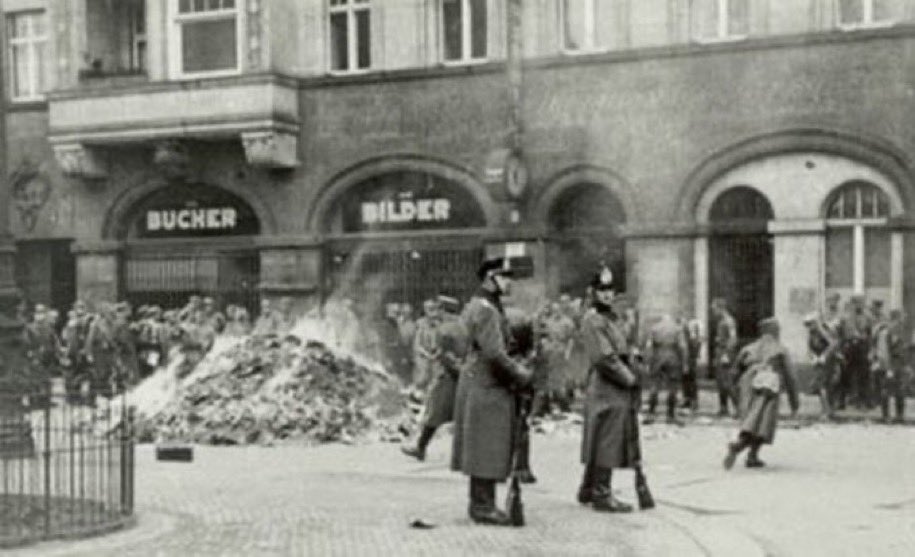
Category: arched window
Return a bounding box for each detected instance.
[709,185,773,222]
[825,180,891,297]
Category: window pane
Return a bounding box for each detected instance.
[330,12,349,70]
[861,186,875,217]
[874,0,897,21]
[179,0,190,14]
[35,41,47,93]
[826,228,854,288]
[693,0,719,38]
[181,18,237,72]
[223,0,235,8]
[30,12,45,35]
[356,10,371,69]
[563,0,586,50]
[838,0,863,24]
[594,0,614,49]
[9,13,29,38]
[727,0,749,36]
[865,228,890,287]
[841,187,859,218]
[10,44,29,97]
[194,0,206,12]
[443,0,463,60]
[470,0,487,58]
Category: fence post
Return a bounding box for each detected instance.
[43,384,52,536]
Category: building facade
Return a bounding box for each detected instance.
[3,0,915,359]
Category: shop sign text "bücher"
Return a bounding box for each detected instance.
[146,208,238,231]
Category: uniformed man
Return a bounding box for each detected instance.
[681,317,702,412]
[803,312,839,421]
[113,302,139,391]
[873,309,908,423]
[839,295,872,409]
[402,295,467,461]
[711,298,739,417]
[451,257,533,526]
[85,303,118,399]
[539,302,576,414]
[577,267,645,513]
[23,304,61,389]
[411,298,443,394]
[202,296,227,335]
[644,313,689,426]
[724,318,799,469]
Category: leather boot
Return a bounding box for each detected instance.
[717,392,730,417]
[894,396,905,424]
[880,398,890,423]
[723,439,747,470]
[468,477,510,525]
[745,444,765,468]
[577,464,594,505]
[666,393,684,426]
[401,426,436,461]
[591,468,633,513]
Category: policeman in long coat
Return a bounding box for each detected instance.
[724,318,799,469]
[402,295,467,461]
[577,267,642,513]
[451,257,532,526]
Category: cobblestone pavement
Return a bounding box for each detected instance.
[11,419,915,557]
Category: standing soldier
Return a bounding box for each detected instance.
[644,313,688,426]
[451,257,532,526]
[577,267,644,513]
[411,298,443,396]
[540,302,576,414]
[803,312,839,421]
[681,317,702,412]
[873,309,908,423]
[723,318,799,469]
[402,295,467,461]
[23,304,61,390]
[113,302,139,391]
[711,298,739,417]
[61,300,93,402]
[840,295,872,409]
[85,303,118,399]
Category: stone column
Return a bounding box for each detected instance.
[770,220,825,361]
[0,22,22,361]
[256,236,323,315]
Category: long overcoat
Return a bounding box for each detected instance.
[451,290,524,480]
[421,314,467,428]
[734,336,799,444]
[579,305,642,469]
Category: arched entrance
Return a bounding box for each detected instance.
[708,186,774,343]
[118,183,261,311]
[322,170,487,314]
[547,182,626,297]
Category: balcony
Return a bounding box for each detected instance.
[47,73,300,178]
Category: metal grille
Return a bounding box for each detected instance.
[125,257,219,292]
[709,234,774,342]
[0,390,134,547]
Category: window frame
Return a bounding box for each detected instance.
[836,0,897,31]
[129,0,148,73]
[558,0,606,55]
[167,0,244,80]
[824,182,892,293]
[6,9,48,102]
[440,0,489,65]
[693,0,749,45]
[327,0,372,75]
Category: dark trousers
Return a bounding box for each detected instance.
[840,341,869,408]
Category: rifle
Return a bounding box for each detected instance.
[629,351,656,510]
[505,391,531,527]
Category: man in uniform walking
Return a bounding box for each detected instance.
[577,267,644,513]
[711,298,739,417]
[451,257,532,526]
[644,313,689,426]
[402,295,467,461]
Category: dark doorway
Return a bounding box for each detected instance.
[708,186,774,345]
[548,183,626,298]
[15,240,76,326]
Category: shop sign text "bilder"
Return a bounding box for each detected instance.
[146,208,238,231]
[361,199,451,225]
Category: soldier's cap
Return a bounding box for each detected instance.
[437,295,460,313]
[802,312,819,325]
[850,294,866,303]
[477,257,514,280]
[590,266,614,290]
[34,304,47,313]
[759,317,780,335]
[871,299,884,308]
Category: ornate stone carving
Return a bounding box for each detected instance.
[52,143,108,180]
[241,131,299,169]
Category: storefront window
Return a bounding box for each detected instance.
[825,181,891,293]
[6,10,48,101]
[442,0,488,62]
[329,0,371,72]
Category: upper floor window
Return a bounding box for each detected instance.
[130,1,148,72]
[329,0,371,73]
[170,0,241,78]
[693,0,749,42]
[561,0,611,52]
[442,0,488,63]
[837,0,897,29]
[7,10,47,101]
[826,181,890,220]
[825,181,892,294]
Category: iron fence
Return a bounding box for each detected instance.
[0,386,135,548]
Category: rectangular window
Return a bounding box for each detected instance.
[6,10,47,101]
[825,227,854,288]
[693,0,749,42]
[130,1,148,72]
[838,0,898,27]
[172,0,240,76]
[442,0,487,62]
[329,0,371,72]
[864,228,891,288]
[562,0,619,52]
